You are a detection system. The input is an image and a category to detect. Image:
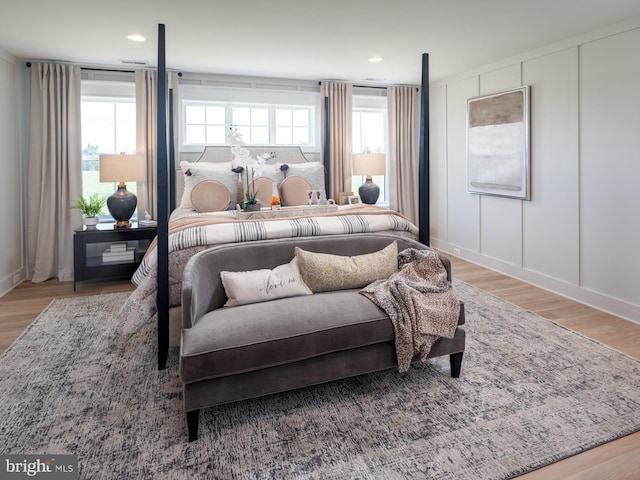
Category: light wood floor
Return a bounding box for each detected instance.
[1,257,638,479]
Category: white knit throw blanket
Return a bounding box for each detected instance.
[360,249,460,373]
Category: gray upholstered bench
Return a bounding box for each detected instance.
[180,234,465,441]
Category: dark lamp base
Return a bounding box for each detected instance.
[358,177,380,205]
[113,220,131,229]
[107,185,137,229]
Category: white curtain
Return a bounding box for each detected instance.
[320,82,353,198]
[168,72,180,211]
[135,70,157,219]
[387,86,419,225]
[135,70,180,218]
[27,63,82,283]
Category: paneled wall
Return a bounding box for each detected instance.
[430,22,640,323]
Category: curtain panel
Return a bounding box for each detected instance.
[27,63,82,283]
[320,82,353,198]
[387,86,419,225]
[135,70,157,219]
[135,70,180,218]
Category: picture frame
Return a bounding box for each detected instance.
[467,86,530,200]
[346,195,360,205]
[338,191,354,205]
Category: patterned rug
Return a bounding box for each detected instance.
[1,281,639,479]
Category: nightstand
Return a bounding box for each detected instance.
[73,222,157,290]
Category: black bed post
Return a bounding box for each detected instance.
[322,95,331,198]
[418,53,430,246]
[157,24,170,370]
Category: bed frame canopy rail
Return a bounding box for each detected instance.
[154,27,431,368]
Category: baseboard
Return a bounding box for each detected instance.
[432,239,640,326]
[0,268,25,298]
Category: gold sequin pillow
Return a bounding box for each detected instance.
[295,241,398,293]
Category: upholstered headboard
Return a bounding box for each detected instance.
[195,145,311,165]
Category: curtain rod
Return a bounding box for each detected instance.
[318,81,386,90]
[318,81,418,91]
[24,61,163,74]
[25,61,135,73]
[26,61,184,78]
[355,84,420,92]
[81,66,135,74]
[355,84,387,90]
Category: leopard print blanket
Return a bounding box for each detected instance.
[360,248,460,373]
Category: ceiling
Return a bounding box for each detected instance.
[2,0,640,85]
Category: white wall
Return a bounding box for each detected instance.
[0,49,25,296]
[430,20,640,323]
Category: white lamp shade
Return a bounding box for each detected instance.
[99,154,146,183]
[352,153,386,177]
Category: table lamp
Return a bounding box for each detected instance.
[352,153,386,204]
[99,153,146,228]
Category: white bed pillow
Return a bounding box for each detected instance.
[285,162,325,192]
[221,257,312,307]
[242,164,283,203]
[179,161,238,211]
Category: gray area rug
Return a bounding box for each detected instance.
[1,281,639,479]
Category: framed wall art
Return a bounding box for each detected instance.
[467,86,530,200]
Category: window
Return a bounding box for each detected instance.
[81,98,137,202]
[80,76,138,225]
[184,104,226,144]
[275,108,311,144]
[183,102,315,147]
[232,106,269,143]
[352,108,387,203]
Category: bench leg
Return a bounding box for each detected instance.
[187,409,200,442]
[450,352,463,378]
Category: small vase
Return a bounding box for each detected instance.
[83,216,99,229]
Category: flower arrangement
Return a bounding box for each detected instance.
[228,128,277,209]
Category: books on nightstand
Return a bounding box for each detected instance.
[102,245,135,263]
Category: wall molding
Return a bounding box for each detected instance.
[431,15,640,88]
[433,239,640,325]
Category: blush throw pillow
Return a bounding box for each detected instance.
[279,175,312,206]
[220,257,312,307]
[295,241,398,293]
[179,161,238,210]
[190,180,232,213]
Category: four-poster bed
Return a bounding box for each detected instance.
[150,25,430,370]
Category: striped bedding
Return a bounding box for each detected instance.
[122,205,418,326]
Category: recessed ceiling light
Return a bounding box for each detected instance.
[368,56,383,63]
[127,34,147,42]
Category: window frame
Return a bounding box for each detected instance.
[182,100,316,148]
[80,79,137,221]
[352,95,388,205]
[179,84,319,153]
